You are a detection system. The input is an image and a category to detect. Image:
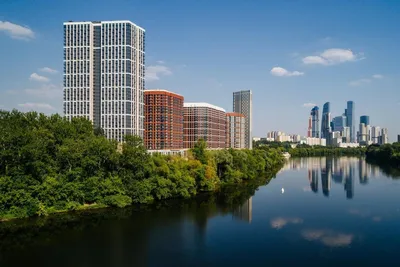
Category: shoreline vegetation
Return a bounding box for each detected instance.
[0,110,284,221]
[366,143,400,176]
[254,141,366,157]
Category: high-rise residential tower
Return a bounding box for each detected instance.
[359,115,370,143]
[233,90,252,149]
[345,101,355,142]
[183,103,226,149]
[321,102,331,139]
[226,112,246,149]
[310,106,320,138]
[144,89,184,150]
[63,20,145,142]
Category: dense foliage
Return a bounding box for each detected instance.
[366,143,400,168]
[254,141,366,157]
[0,110,284,220]
[288,145,366,157]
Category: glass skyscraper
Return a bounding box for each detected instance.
[63,20,145,142]
[321,102,331,139]
[233,90,252,149]
[345,101,355,142]
[310,106,320,138]
[360,115,370,125]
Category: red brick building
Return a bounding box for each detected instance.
[144,89,184,150]
[183,103,226,148]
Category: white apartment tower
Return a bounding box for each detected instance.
[233,90,253,149]
[63,20,145,142]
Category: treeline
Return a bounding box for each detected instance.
[289,145,366,157]
[0,110,284,220]
[366,143,400,168]
[254,141,366,157]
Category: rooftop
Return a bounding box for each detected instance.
[184,102,226,112]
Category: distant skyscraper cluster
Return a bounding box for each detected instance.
[305,100,389,146]
[62,20,252,151]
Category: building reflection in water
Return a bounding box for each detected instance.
[282,157,384,200]
[232,197,253,223]
[321,157,332,197]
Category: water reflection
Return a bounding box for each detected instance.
[283,157,393,199]
[232,197,253,223]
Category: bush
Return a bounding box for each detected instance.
[102,195,132,208]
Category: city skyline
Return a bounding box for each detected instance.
[0,0,399,141]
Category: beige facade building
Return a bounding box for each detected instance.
[226,112,245,149]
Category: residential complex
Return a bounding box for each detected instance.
[226,112,246,149]
[63,20,145,142]
[233,90,253,149]
[183,103,226,149]
[144,89,184,150]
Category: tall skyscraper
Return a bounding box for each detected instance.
[380,128,389,144]
[144,89,184,150]
[226,112,246,149]
[360,115,370,125]
[321,102,331,139]
[358,115,370,143]
[307,116,312,137]
[233,90,252,149]
[371,126,381,144]
[310,106,320,138]
[183,103,226,148]
[345,101,355,142]
[63,20,145,142]
[333,115,346,132]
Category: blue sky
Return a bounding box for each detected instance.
[0,0,399,141]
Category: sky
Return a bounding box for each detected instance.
[0,0,399,141]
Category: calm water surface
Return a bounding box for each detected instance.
[1,157,400,267]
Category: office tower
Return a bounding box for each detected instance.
[307,116,312,137]
[371,126,381,144]
[345,101,355,142]
[360,115,370,125]
[144,89,184,150]
[226,112,246,149]
[321,102,331,139]
[310,106,320,138]
[359,123,368,143]
[398,135,400,143]
[183,103,226,148]
[333,116,346,132]
[63,20,145,142]
[380,128,389,144]
[233,90,252,149]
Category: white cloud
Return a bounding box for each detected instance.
[302,229,353,247]
[18,103,55,110]
[302,48,364,65]
[349,78,371,87]
[146,65,172,82]
[156,60,165,64]
[270,217,303,229]
[25,84,62,99]
[39,67,58,74]
[0,21,35,40]
[302,103,317,108]
[29,73,50,82]
[270,67,304,77]
[372,74,383,79]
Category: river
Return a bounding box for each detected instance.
[1,157,400,267]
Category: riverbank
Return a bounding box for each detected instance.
[0,111,284,221]
[366,143,400,169]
